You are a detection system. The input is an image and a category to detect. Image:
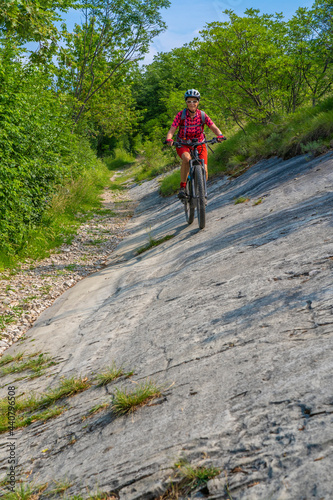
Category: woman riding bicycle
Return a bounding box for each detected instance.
[165,89,225,199]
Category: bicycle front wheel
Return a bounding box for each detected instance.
[194,166,206,229]
[184,178,195,224]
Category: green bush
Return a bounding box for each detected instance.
[0,144,111,267]
[159,169,180,196]
[209,96,333,175]
[0,49,114,265]
[134,127,176,181]
[104,148,135,171]
[0,59,78,256]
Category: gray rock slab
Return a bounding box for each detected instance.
[0,152,333,499]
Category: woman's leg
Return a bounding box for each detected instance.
[180,152,191,184]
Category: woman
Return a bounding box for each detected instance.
[165,89,225,199]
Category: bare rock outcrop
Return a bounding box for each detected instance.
[0,152,332,499]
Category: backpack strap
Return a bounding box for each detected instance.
[181,109,205,123]
[177,109,187,139]
[177,109,206,139]
[181,108,205,123]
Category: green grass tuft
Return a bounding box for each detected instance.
[136,234,174,255]
[158,459,221,499]
[111,380,162,416]
[176,461,220,484]
[159,169,180,197]
[87,402,110,416]
[1,352,55,377]
[0,353,24,367]
[0,481,49,500]
[45,479,73,497]
[0,376,91,433]
[234,197,250,205]
[95,363,134,387]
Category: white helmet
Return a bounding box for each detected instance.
[184,89,200,101]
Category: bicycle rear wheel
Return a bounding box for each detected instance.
[194,166,206,229]
[184,178,195,224]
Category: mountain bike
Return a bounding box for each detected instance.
[172,137,222,229]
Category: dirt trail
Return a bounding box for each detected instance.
[0,186,134,355]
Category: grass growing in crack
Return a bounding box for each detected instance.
[234,196,250,205]
[46,376,91,401]
[87,492,118,500]
[0,482,48,500]
[0,376,91,433]
[0,480,119,500]
[83,402,110,420]
[46,479,73,497]
[159,459,221,499]
[175,459,221,486]
[224,470,234,500]
[136,234,174,255]
[1,352,56,377]
[111,380,162,416]
[17,406,65,428]
[0,352,24,367]
[63,492,118,500]
[95,364,134,387]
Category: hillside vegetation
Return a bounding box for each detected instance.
[0,0,332,267]
[160,96,333,195]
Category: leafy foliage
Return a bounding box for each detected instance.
[58,0,170,125]
[0,0,170,262]
[133,3,332,135]
[0,0,332,267]
[0,46,78,255]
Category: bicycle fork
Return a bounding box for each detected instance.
[189,160,207,199]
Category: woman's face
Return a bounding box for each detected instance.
[186,98,199,112]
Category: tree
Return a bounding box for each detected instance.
[58,0,170,126]
[131,46,198,134]
[287,6,332,107]
[195,5,333,128]
[312,0,333,53]
[197,9,302,126]
[0,0,79,59]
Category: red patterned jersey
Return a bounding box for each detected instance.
[172,109,214,141]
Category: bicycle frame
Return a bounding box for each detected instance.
[188,157,207,201]
[165,136,224,229]
[175,137,213,199]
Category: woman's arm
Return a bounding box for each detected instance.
[209,122,223,137]
[166,125,177,141]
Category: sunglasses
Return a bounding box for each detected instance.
[186,100,199,103]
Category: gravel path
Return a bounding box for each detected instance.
[0,184,134,356]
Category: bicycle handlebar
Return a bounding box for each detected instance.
[164,137,227,148]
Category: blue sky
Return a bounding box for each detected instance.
[64,0,315,65]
